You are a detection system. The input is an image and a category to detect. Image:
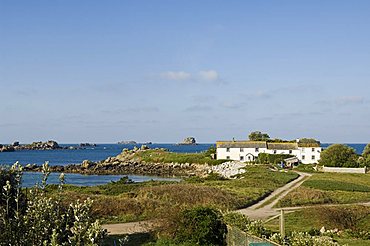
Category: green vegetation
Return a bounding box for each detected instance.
[298,138,321,147]
[257,153,294,165]
[45,165,298,224]
[304,179,370,192]
[264,206,370,245]
[319,144,359,167]
[173,207,226,246]
[248,131,270,141]
[278,172,370,207]
[294,164,317,173]
[134,148,226,165]
[0,163,106,245]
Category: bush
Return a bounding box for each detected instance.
[319,144,359,167]
[0,162,106,245]
[223,212,268,238]
[174,207,226,246]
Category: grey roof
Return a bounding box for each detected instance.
[216,141,267,148]
[267,143,298,150]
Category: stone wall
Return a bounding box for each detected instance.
[322,166,368,174]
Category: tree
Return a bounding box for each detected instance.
[319,144,359,167]
[361,143,370,166]
[175,206,226,246]
[248,131,270,141]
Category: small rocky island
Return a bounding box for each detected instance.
[117,140,137,144]
[0,141,82,152]
[178,137,197,145]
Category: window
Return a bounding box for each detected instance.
[240,156,244,161]
[312,155,315,160]
[226,148,230,152]
[240,148,244,152]
[226,156,230,160]
[302,155,305,160]
[255,148,259,152]
[312,148,315,152]
[289,150,293,154]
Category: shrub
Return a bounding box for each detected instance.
[223,212,268,238]
[0,162,106,245]
[174,206,226,246]
[319,144,359,167]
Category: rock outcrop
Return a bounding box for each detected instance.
[179,137,197,145]
[0,145,15,152]
[14,141,61,150]
[80,143,97,147]
[209,161,247,179]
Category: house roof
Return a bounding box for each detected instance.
[217,140,320,149]
[297,143,321,147]
[267,143,298,150]
[216,141,267,148]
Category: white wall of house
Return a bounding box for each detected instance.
[217,146,322,164]
[297,147,322,164]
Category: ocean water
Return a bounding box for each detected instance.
[320,143,366,154]
[0,144,213,166]
[22,172,181,187]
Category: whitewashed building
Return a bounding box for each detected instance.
[216,140,322,164]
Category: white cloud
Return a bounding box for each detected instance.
[198,70,219,81]
[161,71,191,81]
[336,96,364,105]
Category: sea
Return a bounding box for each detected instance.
[0,144,212,187]
[0,143,366,187]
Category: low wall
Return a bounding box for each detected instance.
[226,225,279,246]
[322,166,367,174]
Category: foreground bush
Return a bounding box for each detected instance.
[174,207,226,246]
[0,163,106,246]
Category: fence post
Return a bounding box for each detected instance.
[280,209,285,239]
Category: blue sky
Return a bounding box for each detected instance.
[1,1,370,143]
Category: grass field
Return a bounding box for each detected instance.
[47,165,298,224]
[278,172,370,207]
[264,206,370,246]
[133,148,226,165]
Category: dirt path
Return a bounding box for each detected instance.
[102,221,155,235]
[237,171,312,220]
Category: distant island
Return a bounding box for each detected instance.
[177,137,197,145]
[0,141,87,152]
[117,141,137,144]
[117,141,153,145]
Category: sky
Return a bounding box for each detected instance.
[1,1,370,143]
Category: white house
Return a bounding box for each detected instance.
[216,139,322,164]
